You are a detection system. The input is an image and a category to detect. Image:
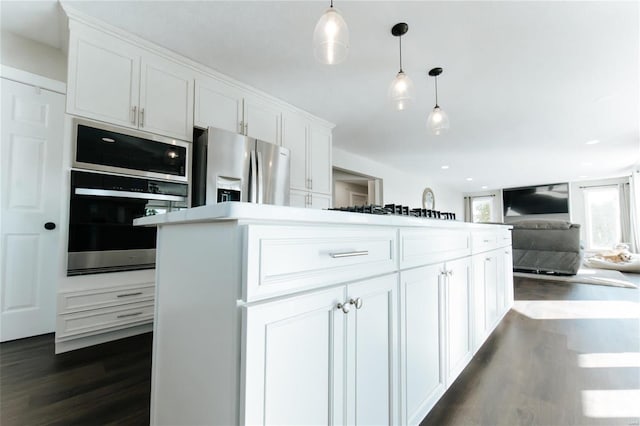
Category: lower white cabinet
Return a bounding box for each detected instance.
[243,274,399,425]
[400,264,446,425]
[444,257,472,385]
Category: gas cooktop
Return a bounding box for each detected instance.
[328,204,456,220]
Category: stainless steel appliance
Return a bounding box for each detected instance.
[68,119,189,275]
[192,127,290,207]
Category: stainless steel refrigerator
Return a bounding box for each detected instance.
[192,127,290,207]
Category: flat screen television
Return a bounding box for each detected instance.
[503,183,569,216]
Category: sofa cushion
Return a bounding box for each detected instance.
[510,219,579,230]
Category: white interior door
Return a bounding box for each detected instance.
[1,78,65,342]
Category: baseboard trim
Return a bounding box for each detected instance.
[55,323,153,353]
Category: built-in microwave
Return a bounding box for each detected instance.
[72,118,189,183]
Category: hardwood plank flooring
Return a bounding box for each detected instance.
[1,332,151,426]
[2,277,638,425]
[422,277,640,426]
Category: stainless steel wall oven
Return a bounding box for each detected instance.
[67,119,189,276]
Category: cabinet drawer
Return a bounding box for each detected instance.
[498,229,512,248]
[245,225,397,301]
[399,228,470,269]
[471,231,499,254]
[57,301,154,339]
[59,284,155,314]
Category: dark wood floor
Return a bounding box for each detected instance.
[2,277,638,426]
[422,277,640,426]
[1,332,152,425]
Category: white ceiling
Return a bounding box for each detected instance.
[3,1,639,192]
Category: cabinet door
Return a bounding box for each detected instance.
[400,264,446,425]
[243,96,281,145]
[471,255,487,351]
[501,247,514,314]
[281,111,308,192]
[243,287,345,425]
[309,125,332,195]
[346,274,399,426]
[289,189,308,208]
[67,30,140,129]
[139,55,194,141]
[311,192,332,210]
[194,77,243,134]
[484,251,499,330]
[445,257,472,385]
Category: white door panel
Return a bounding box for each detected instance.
[194,78,243,133]
[1,78,65,342]
[281,112,308,192]
[309,126,332,195]
[243,96,281,144]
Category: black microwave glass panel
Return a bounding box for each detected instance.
[76,125,187,176]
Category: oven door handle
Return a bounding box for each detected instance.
[74,188,187,202]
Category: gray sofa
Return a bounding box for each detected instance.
[511,219,583,275]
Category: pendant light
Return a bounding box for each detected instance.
[426,67,450,135]
[313,0,349,65]
[388,22,414,111]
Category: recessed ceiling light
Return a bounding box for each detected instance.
[582,162,592,166]
[441,165,450,169]
[466,177,473,181]
[481,185,488,189]
[585,139,600,145]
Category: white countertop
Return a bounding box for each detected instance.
[134,202,511,229]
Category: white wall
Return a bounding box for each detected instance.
[333,147,464,217]
[1,31,67,82]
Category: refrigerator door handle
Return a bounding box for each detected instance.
[256,150,264,204]
[249,150,258,203]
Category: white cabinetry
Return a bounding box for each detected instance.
[244,274,398,425]
[67,22,194,141]
[282,110,333,207]
[400,264,445,425]
[194,77,280,145]
[147,206,513,425]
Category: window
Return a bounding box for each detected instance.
[584,186,621,250]
[472,197,494,223]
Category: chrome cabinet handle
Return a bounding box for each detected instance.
[505,250,510,254]
[131,106,137,124]
[239,121,244,134]
[349,297,363,309]
[117,312,143,319]
[329,250,368,258]
[485,257,492,262]
[117,292,143,298]
[483,239,491,243]
[337,302,350,314]
[309,179,313,190]
[140,108,145,127]
[447,270,454,276]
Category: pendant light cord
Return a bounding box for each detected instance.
[399,36,403,73]
[434,76,439,107]
[330,0,333,7]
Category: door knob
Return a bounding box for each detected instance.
[44,222,56,230]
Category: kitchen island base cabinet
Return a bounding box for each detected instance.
[243,274,399,425]
[142,203,513,425]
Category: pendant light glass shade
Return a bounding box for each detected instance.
[388,71,415,111]
[313,7,349,65]
[426,106,450,135]
[426,67,449,135]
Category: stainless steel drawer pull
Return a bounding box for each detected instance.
[117,292,143,298]
[483,239,491,243]
[117,312,143,319]
[329,250,369,259]
[485,258,492,262]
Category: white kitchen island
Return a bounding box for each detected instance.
[135,202,513,426]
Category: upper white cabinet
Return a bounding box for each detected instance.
[194,76,280,145]
[281,110,333,207]
[67,22,194,141]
